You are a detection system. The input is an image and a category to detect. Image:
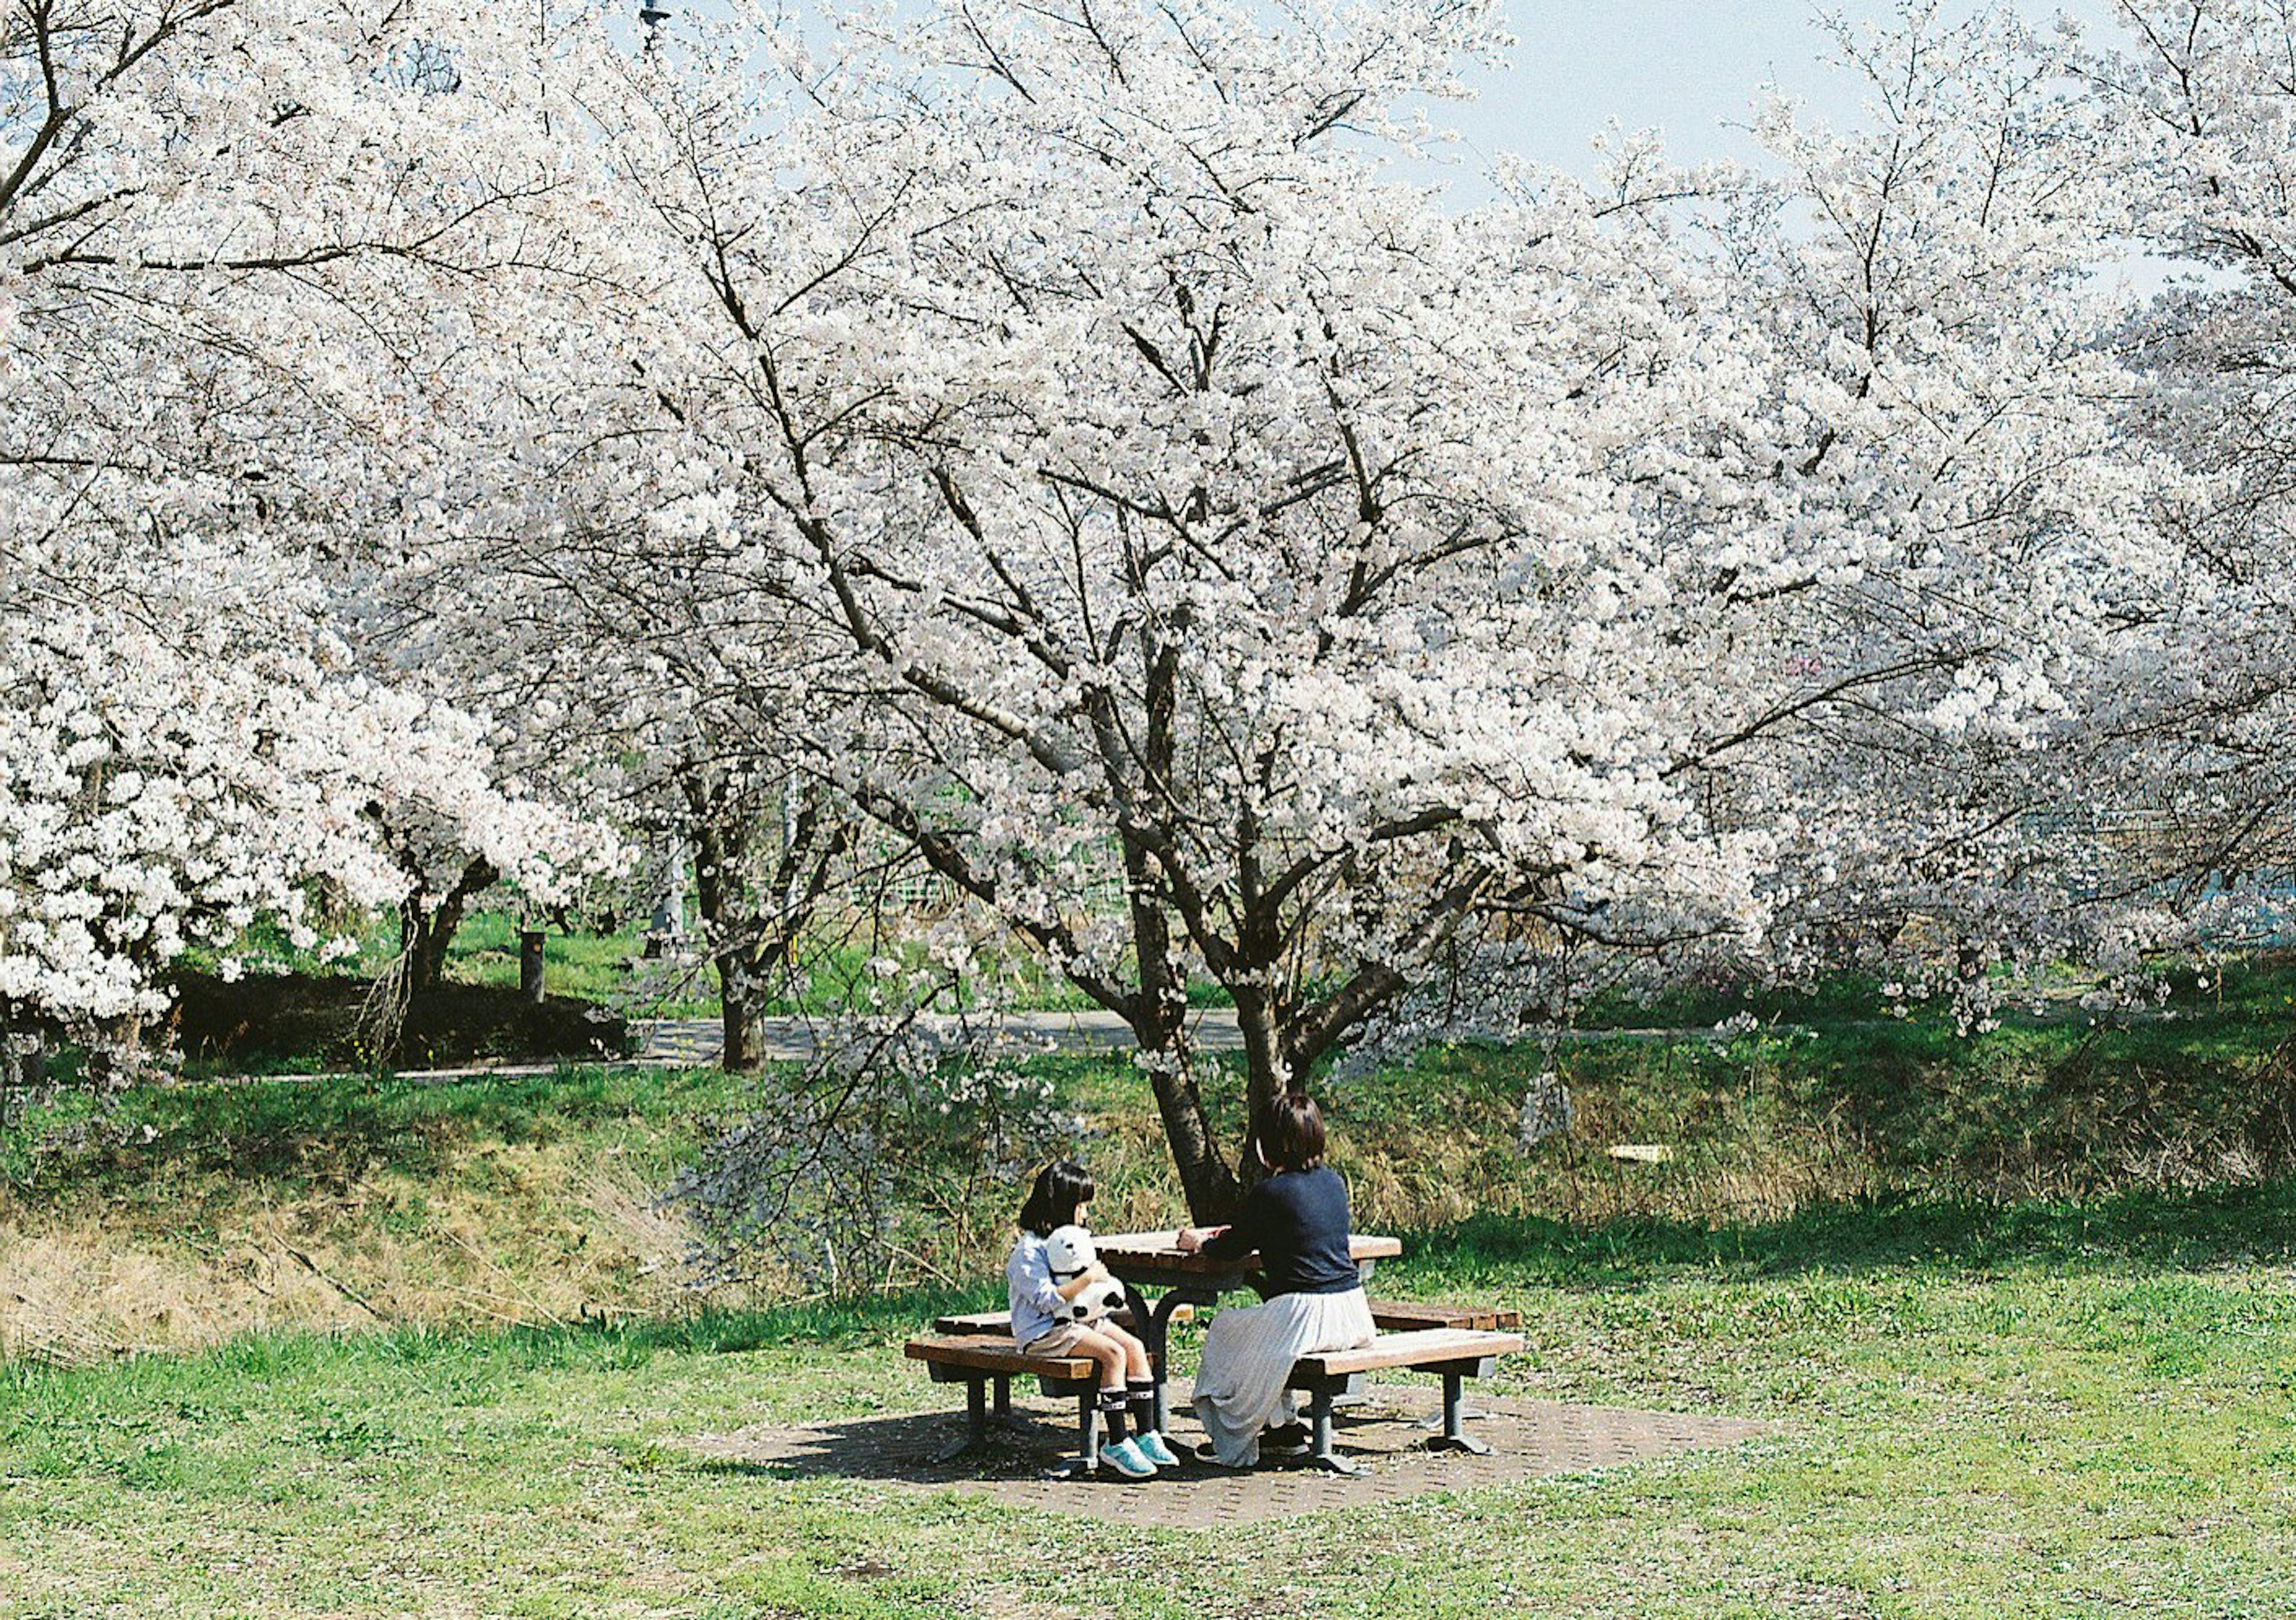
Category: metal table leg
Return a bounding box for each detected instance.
[1126,1282,1211,1455]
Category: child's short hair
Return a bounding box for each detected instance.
[1259,1092,1326,1171]
[1018,1160,1095,1235]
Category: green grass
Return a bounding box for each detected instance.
[4,1187,2294,1618]
[442,910,718,1014]
[11,981,2296,1615]
[185,904,1238,1032]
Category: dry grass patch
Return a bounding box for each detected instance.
[0,1072,750,1365]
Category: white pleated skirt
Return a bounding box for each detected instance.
[1190,1286,1375,1466]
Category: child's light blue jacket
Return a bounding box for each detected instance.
[1006,1232,1069,1348]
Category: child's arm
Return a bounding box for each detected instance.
[1007,1243,1070,1321]
[1009,1241,1107,1314]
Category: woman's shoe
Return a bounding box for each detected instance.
[1260,1422,1311,1456]
[1100,1436,1159,1479]
[1196,1448,1256,1472]
[1135,1430,1181,1468]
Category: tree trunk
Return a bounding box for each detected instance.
[719,986,761,1071]
[1230,986,1293,1122]
[693,817,765,1073]
[1120,832,1241,1221]
[399,857,498,994]
[84,1012,143,1088]
[1141,1041,1242,1221]
[643,838,686,959]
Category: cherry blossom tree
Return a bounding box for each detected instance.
[578,0,1934,1215]
[1,0,616,1058]
[1654,3,2188,1020]
[2073,0,2296,945]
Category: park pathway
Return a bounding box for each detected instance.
[632,1006,1249,1064]
[628,1006,1757,1064]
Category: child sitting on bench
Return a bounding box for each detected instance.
[1008,1160,1177,1479]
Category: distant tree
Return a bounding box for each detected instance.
[0,0,613,1056]
[2075,0,2296,944]
[1669,2,2184,1019]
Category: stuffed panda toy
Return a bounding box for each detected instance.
[1043,1225,1128,1323]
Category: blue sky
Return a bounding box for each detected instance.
[1445,0,2123,176]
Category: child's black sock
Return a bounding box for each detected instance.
[1126,1378,1156,1434]
[1097,1389,1129,1444]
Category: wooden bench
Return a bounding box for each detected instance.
[1287,1327,1524,1474]
[1366,1299,1522,1332]
[933,1301,1500,1338]
[904,1334,1107,1474]
[929,1304,1192,1336]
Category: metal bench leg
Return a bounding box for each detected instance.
[1042,1390,1101,1479]
[1306,1386,1361,1476]
[1415,1398,1492,1430]
[1427,1372,1492,1456]
[930,1378,992,1463]
[993,1376,1012,1417]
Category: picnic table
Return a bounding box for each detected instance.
[1093,1228,1403,1438]
[906,1225,1521,1476]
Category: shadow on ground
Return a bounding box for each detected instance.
[684,1381,1773,1529]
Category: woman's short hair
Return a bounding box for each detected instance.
[1259,1092,1326,1171]
[1018,1160,1095,1235]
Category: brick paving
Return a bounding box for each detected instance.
[686,1379,1773,1529]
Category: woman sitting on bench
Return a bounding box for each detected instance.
[1177,1093,1375,1470]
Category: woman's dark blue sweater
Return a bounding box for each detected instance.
[1199,1166,1359,1296]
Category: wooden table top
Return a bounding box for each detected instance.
[1094,1230,1401,1281]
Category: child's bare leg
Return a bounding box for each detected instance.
[1072,1328,1125,1392]
[1100,1322,1152,1382]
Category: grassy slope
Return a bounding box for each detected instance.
[6,991,2296,1616]
[2,1194,2292,1619]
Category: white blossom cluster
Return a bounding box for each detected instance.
[8,0,2296,1154]
[1,0,624,1044]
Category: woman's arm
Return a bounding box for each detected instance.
[1196,1184,1271,1261]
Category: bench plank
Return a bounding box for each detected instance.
[931,1310,1020,1336]
[1365,1300,1522,1333]
[1293,1328,1523,1380]
[903,1334,1096,1381]
[930,1304,1191,1337]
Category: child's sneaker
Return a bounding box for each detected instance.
[1100,1436,1159,1479]
[1135,1430,1181,1468]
